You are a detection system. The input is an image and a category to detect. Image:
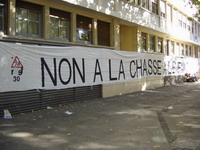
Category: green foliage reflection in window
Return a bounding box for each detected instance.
[16,8,40,37]
[50,15,70,40]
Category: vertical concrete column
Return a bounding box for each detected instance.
[149,0,152,12]
[162,38,165,53]
[71,12,77,43]
[43,5,50,39]
[192,46,195,58]
[137,30,142,52]
[111,19,120,50]
[8,0,16,36]
[168,40,171,55]
[158,0,161,16]
[155,36,158,53]
[174,42,177,56]
[92,18,98,45]
[114,0,119,11]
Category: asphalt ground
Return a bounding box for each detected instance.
[0,82,200,150]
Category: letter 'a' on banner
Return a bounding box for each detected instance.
[11,56,23,68]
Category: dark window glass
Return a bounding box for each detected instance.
[0,0,5,32]
[141,32,147,51]
[149,35,155,52]
[16,1,41,37]
[97,20,110,46]
[50,8,70,41]
[76,15,92,44]
[158,37,163,53]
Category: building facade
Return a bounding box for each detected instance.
[0,0,200,115]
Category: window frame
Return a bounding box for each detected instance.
[149,34,155,52]
[141,32,147,51]
[181,44,184,56]
[158,37,163,53]
[97,20,110,47]
[170,41,174,55]
[0,1,4,32]
[16,7,41,38]
[76,15,93,44]
[151,0,158,15]
[141,0,149,10]
[160,0,166,18]
[49,8,71,41]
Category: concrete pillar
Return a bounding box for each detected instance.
[71,12,76,43]
[137,30,142,52]
[155,36,158,52]
[43,5,50,39]
[8,0,16,36]
[92,18,98,45]
[161,38,165,53]
[111,19,120,50]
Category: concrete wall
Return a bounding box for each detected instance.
[102,76,164,98]
[120,25,138,52]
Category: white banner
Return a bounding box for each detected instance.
[0,42,165,92]
[164,56,199,76]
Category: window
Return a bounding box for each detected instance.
[141,0,149,10]
[50,9,70,41]
[0,0,5,32]
[167,5,172,22]
[198,25,200,37]
[170,41,174,55]
[158,37,163,53]
[185,45,188,56]
[76,15,92,44]
[151,0,158,15]
[97,20,110,46]
[189,46,192,57]
[130,0,141,6]
[182,15,187,29]
[187,20,191,32]
[178,11,182,27]
[141,32,147,51]
[181,44,184,55]
[160,0,166,18]
[187,25,190,31]
[149,34,155,52]
[16,1,42,37]
[164,40,169,55]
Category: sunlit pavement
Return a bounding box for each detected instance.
[0,82,200,150]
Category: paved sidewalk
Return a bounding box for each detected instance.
[0,82,200,150]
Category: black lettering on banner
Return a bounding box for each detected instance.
[168,61,172,74]
[118,60,125,80]
[41,58,57,87]
[59,58,72,85]
[153,60,157,75]
[136,59,143,77]
[93,59,103,82]
[148,59,153,75]
[130,60,136,78]
[72,58,85,84]
[109,59,117,81]
[172,61,176,74]
[177,62,182,70]
[143,59,148,76]
[157,60,162,75]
